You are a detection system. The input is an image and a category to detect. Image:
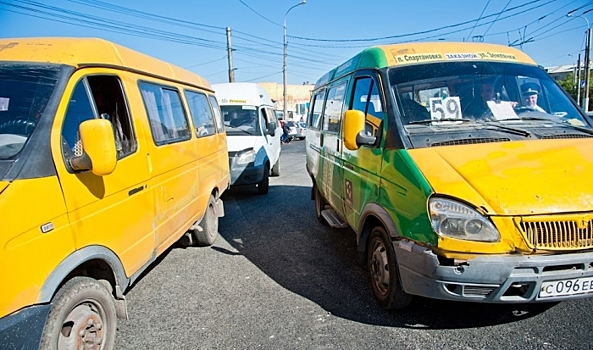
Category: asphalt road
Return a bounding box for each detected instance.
[115,140,593,350]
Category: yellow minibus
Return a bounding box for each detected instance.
[0,37,229,349]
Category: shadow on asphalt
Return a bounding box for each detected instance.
[218,184,558,330]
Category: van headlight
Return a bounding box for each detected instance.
[236,148,256,165]
[428,198,500,242]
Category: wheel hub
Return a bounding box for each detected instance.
[59,303,105,350]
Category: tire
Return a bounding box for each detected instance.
[314,186,328,224]
[257,164,269,195]
[40,276,117,350]
[367,226,413,311]
[271,159,280,177]
[192,195,219,246]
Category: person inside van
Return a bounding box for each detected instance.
[521,83,545,112]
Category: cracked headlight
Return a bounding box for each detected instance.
[428,197,500,242]
[236,148,255,165]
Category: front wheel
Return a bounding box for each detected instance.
[257,164,269,195]
[40,277,117,350]
[192,195,219,246]
[367,226,413,311]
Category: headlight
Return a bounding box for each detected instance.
[236,148,256,165]
[428,197,500,242]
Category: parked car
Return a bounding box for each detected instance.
[285,120,298,140]
[295,122,307,140]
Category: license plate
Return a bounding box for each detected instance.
[540,277,593,298]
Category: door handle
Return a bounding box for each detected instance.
[128,185,145,196]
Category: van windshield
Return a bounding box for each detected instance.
[0,63,60,159]
[221,105,262,136]
[388,61,591,148]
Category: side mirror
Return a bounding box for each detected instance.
[69,119,117,176]
[343,110,376,150]
[267,121,277,136]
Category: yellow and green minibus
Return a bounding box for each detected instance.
[306,42,593,310]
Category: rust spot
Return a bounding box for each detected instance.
[0,42,18,52]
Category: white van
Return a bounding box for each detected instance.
[213,82,281,194]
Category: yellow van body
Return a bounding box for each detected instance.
[306,42,593,311]
[0,38,229,349]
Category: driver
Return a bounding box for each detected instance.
[521,83,545,113]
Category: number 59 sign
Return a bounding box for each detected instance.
[429,96,461,120]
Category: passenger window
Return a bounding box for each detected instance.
[351,77,383,139]
[139,82,190,145]
[61,80,95,157]
[208,95,224,133]
[88,75,136,159]
[322,83,346,133]
[308,91,324,130]
[185,90,216,137]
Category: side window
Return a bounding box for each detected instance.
[308,91,324,130]
[88,75,136,159]
[351,76,384,139]
[208,95,224,133]
[61,79,95,157]
[185,90,216,138]
[322,83,346,133]
[139,82,190,145]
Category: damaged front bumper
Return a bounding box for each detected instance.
[395,240,593,303]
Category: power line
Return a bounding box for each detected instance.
[237,0,280,27]
[466,0,492,41]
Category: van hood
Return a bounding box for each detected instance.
[0,181,9,195]
[226,136,258,153]
[407,139,593,216]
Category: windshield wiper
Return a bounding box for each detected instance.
[225,125,253,135]
[480,121,531,137]
[408,118,473,125]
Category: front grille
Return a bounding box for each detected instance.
[431,137,510,147]
[516,215,593,250]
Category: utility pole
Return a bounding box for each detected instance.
[584,27,591,111]
[226,27,235,83]
[577,54,582,104]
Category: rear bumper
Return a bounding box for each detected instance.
[0,304,50,350]
[395,240,593,303]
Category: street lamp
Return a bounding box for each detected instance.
[283,0,306,121]
[567,12,592,111]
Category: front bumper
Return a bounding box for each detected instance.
[395,240,593,303]
[228,158,265,186]
[0,304,50,350]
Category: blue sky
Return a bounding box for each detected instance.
[1,0,592,85]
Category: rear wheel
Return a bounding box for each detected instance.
[367,226,413,310]
[257,164,269,195]
[192,195,219,246]
[40,277,117,350]
[314,186,328,224]
[271,159,280,177]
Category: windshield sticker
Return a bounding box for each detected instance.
[429,96,461,120]
[486,101,518,120]
[445,53,480,60]
[0,97,8,111]
[478,52,518,61]
[395,53,444,64]
[242,105,256,110]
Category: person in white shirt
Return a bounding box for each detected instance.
[521,83,546,113]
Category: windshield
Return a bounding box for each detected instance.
[0,63,60,159]
[389,61,591,148]
[221,105,263,136]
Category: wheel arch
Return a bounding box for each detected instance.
[356,203,401,262]
[39,245,129,304]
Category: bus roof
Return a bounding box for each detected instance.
[0,37,211,89]
[314,42,537,88]
[212,82,274,107]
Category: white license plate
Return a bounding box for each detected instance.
[540,277,593,298]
